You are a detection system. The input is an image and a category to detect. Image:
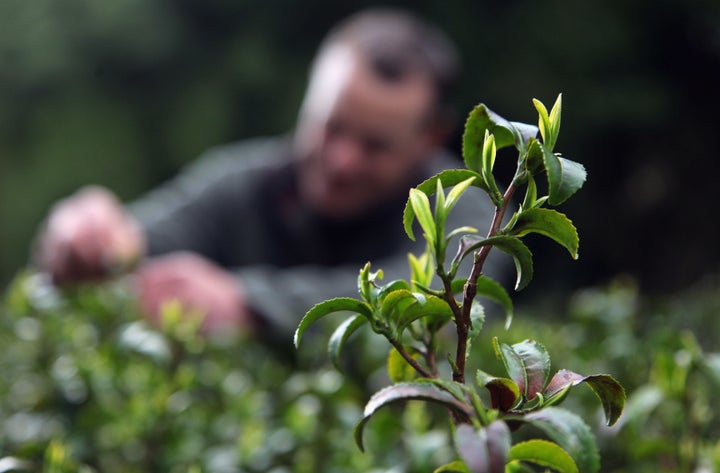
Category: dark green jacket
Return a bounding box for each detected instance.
[131,136,507,340]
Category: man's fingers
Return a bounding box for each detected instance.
[35,186,145,284]
[134,253,247,334]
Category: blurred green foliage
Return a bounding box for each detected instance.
[2,0,720,293]
[1,271,719,471]
[481,276,720,472]
[1,272,462,472]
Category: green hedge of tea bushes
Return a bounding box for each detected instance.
[0,272,458,473]
[2,271,719,472]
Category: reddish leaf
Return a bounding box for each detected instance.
[455,421,510,473]
[543,370,626,426]
[355,382,472,451]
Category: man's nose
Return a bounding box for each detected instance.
[326,135,365,176]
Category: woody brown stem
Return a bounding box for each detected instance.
[454,184,517,384]
[389,337,433,379]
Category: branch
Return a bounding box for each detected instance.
[441,275,463,325]
[423,334,438,376]
[454,184,518,383]
[389,338,434,379]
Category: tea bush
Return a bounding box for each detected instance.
[492,277,720,472]
[2,273,719,471]
[0,272,453,473]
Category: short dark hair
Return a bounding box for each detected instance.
[317,8,461,114]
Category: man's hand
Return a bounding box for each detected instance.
[35,186,146,284]
[135,252,253,335]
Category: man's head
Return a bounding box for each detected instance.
[293,9,460,219]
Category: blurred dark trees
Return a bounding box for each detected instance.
[1,0,719,295]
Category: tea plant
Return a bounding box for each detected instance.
[295,95,626,472]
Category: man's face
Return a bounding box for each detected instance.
[294,47,438,219]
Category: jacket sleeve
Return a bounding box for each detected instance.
[129,137,286,260]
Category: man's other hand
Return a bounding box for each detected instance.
[36,186,146,284]
[136,252,252,335]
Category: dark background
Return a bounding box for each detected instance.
[2,0,719,297]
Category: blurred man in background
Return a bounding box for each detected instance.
[35,9,505,341]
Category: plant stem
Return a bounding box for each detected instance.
[441,275,463,327]
[389,338,434,378]
[454,184,517,384]
[424,334,438,376]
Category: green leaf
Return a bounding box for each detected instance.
[435,179,448,234]
[451,278,467,294]
[482,130,496,175]
[377,279,412,302]
[294,297,372,348]
[505,461,537,473]
[476,370,520,412]
[403,169,484,240]
[445,177,477,215]
[426,315,456,334]
[447,225,479,242]
[409,189,437,247]
[417,169,486,194]
[549,94,563,149]
[509,208,579,260]
[357,262,383,304]
[533,98,552,150]
[462,104,538,167]
[412,281,445,298]
[521,174,538,211]
[526,139,545,175]
[468,301,485,341]
[542,146,586,205]
[455,421,510,473]
[395,294,455,334]
[522,407,600,473]
[498,340,551,401]
[464,301,486,359]
[480,131,501,202]
[532,95,562,152]
[380,289,417,322]
[463,105,495,172]
[408,251,434,288]
[328,315,368,370]
[475,275,513,329]
[387,347,419,383]
[421,377,469,403]
[355,382,472,451]
[453,235,534,291]
[544,370,626,426]
[508,440,578,473]
[433,461,470,473]
[510,121,540,153]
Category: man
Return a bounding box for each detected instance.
[35,9,505,340]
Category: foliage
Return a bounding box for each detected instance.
[0,272,456,473]
[1,227,719,472]
[565,280,720,472]
[295,97,626,472]
[467,276,720,473]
